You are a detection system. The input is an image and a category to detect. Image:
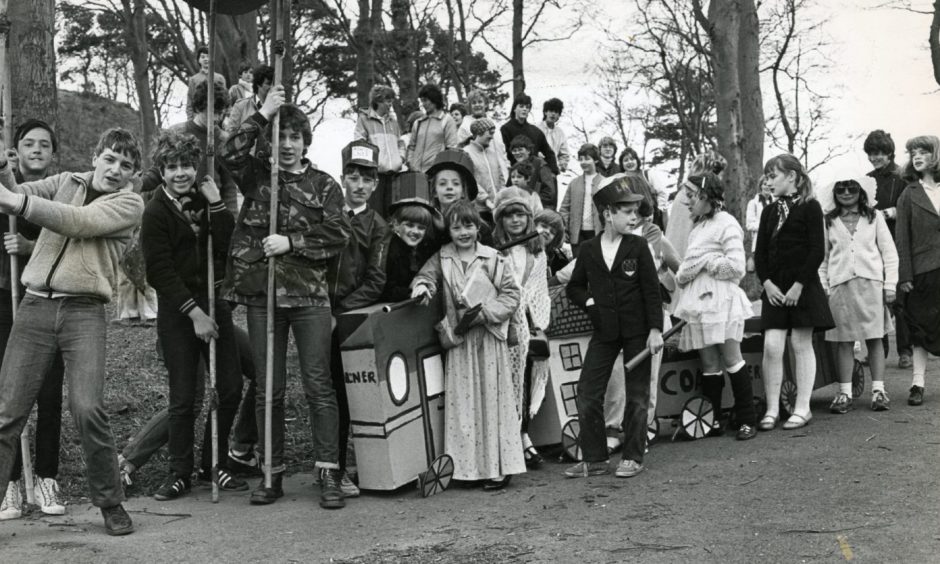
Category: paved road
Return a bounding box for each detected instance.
[1,356,938,563]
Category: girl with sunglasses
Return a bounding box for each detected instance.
[818,175,898,413]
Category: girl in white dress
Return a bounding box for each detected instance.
[673,172,757,440]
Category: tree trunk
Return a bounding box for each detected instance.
[931,0,940,87]
[354,0,376,109]
[218,12,259,83]
[512,0,525,96]
[7,0,57,150]
[705,0,762,224]
[122,0,156,168]
[391,0,417,125]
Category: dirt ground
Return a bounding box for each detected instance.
[1,347,937,563]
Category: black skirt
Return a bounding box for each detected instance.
[760,277,835,331]
[900,267,940,355]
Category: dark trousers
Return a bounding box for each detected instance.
[330,329,351,470]
[158,299,242,478]
[577,334,650,464]
[896,314,911,357]
[0,288,65,481]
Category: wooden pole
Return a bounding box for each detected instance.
[264,0,290,490]
[205,0,220,504]
[0,0,35,507]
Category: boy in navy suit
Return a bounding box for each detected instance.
[564,179,664,479]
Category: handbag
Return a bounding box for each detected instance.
[526,309,550,360]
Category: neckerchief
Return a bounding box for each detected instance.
[773,194,801,237]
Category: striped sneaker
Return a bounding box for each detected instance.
[153,476,191,501]
[199,468,249,492]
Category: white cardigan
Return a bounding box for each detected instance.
[819,211,899,293]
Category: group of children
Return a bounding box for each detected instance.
[0,82,937,536]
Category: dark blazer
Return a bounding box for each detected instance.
[868,163,908,237]
[327,207,389,313]
[141,187,234,315]
[895,183,940,282]
[567,233,664,341]
[754,198,825,289]
[380,232,436,303]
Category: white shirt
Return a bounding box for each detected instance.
[343,203,368,217]
[581,173,597,231]
[601,234,622,271]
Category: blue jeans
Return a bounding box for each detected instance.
[247,305,338,473]
[0,295,123,508]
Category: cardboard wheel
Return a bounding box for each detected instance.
[780,378,797,417]
[647,418,659,445]
[852,359,866,399]
[561,419,582,461]
[418,454,453,498]
[679,396,714,440]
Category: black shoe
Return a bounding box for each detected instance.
[249,474,284,505]
[318,468,346,510]
[199,468,249,492]
[153,476,191,501]
[227,449,263,477]
[736,423,758,441]
[908,385,924,406]
[101,504,134,536]
[523,446,543,468]
[482,475,512,490]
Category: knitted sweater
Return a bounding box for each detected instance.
[819,211,898,293]
[676,211,746,287]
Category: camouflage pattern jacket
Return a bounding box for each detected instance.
[220,111,350,308]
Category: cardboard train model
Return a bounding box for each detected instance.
[338,286,864,494]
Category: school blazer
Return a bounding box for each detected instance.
[567,234,664,341]
[559,174,602,244]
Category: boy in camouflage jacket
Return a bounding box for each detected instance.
[220,85,350,509]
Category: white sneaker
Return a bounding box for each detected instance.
[34,477,66,515]
[339,470,360,498]
[0,481,23,520]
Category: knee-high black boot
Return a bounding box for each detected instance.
[728,367,756,427]
[700,375,725,436]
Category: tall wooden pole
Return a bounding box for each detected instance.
[0,0,34,507]
[205,0,220,504]
[264,0,290,490]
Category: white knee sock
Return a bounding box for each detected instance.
[912,346,928,388]
[794,344,816,416]
[871,380,885,393]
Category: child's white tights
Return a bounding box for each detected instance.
[762,328,815,418]
[912,346,929,388]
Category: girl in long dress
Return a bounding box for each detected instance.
[411,200,525,489]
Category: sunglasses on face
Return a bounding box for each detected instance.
[834,185,860,195]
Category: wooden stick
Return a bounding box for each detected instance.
[205,0,219,504]
[382,296,422,313]
[495,231,538,252]
[624,320,686,373]
[0,0,34,507]
[263,0,290,489]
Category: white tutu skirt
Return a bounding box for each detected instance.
[673,274,754,351]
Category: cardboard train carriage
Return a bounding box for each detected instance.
[337,299,453,497]
[533,286,866,460]
[337,288,866,493]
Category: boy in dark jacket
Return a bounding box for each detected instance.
[564,180,663,480]
[863,129,911,368]
[141,130,244,501]
[326,140,389,496]
[220,85,350,509]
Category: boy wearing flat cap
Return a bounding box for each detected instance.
[564,178,664,480]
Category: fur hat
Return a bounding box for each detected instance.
[493,187,533,220]
[815,169,878,213]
